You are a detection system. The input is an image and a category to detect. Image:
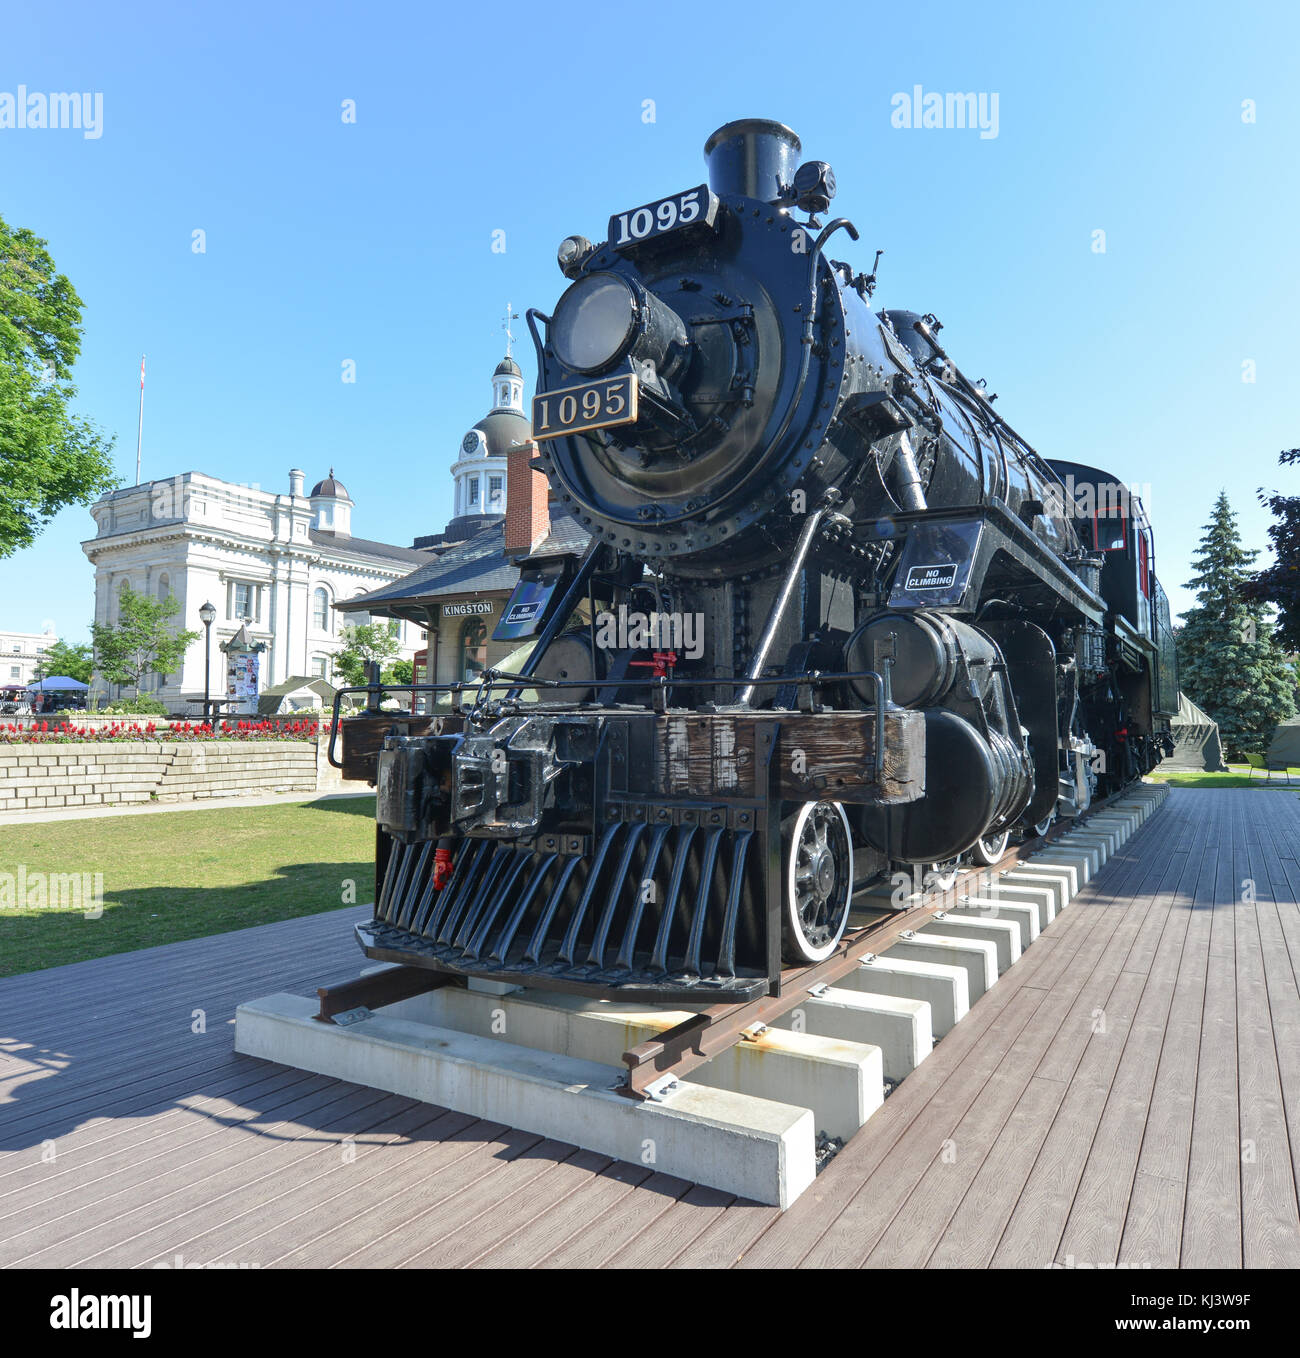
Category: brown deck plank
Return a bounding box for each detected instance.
[391,1139,592,1269]
[672,1202,780,1268]
[1255,797,1300,1202]
[604,1183,736,1267]
[270,1123,539,1268]
[1053,806,1217,1266]
[1179,819,1243,1267]
[535,1173,693,1268]
[991,795,1210,1266]
[739,798,1182,1269]
[404,1147,619,1268]
[190,1107,475,1266]
[1233,803,1300,1267]
[9,1082,400,1266]
[872,813,1187,1268]
[472,1159,656,1268]
[0,1067,329,1231]
[1115,802,1221,1266]
[923,814,1184,1271]
[3,789,1294,1270]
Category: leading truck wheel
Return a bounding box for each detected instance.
[970,830,1010,866]
[782,801,855,964]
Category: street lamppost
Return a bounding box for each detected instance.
[199,601,217,721]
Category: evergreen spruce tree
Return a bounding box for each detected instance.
[1177,491,1296,758]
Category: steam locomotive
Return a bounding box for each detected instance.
[344,119,1178,1004]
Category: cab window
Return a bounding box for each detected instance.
[1094,505,1127,552]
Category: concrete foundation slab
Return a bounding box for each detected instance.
[235,992,816,1208]
[885,933,999,1001]
[920,914,1021,973]
[1087,813,1137,833]
[1003,862,1077,902]
[964,879,1055,929]
[946,899,1039,951]
[1079,818,1127,841]
[380,981,882,1145]
[771,989,932,1083]
[1040,846,1098,879]
[843,956,969,1038]
[1061,831,1115,859]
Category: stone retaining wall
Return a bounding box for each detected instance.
[0,741,320,812]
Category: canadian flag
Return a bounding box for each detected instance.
[139,354,146,390]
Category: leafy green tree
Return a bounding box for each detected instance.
[91,585,199,699]
[34,639,94,684]
[333,622,401,688]
[384,659,414,685]
[1177,491,1296,758]
[0,215,118,556]
[1246,447,1300,651]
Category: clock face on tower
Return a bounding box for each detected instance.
[462,432,479,455]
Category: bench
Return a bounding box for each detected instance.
[1245,752,1296,783]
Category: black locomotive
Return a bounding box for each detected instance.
[347,119,1177,1004]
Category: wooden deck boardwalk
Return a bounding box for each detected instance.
[2,786,1298,1269]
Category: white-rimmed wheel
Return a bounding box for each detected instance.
[970,830,1010,866]
[782,800,854,964]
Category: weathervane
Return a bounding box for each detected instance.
[502,302,519,357]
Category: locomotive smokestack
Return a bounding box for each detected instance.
[704,119,802,202]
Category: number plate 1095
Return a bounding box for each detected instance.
[533,373,638,441]
[609,184,720,252]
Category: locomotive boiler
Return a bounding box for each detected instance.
[338,119,1178,1004]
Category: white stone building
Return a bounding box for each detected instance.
[81,470,432,708]
[0,628,59,687]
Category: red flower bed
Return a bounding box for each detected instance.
[0,719,321,744]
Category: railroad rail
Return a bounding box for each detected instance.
[312,784,1144,1098]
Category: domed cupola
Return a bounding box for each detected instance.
[310,467,353,536]
[474,352,529,458]
[447,335,533,535]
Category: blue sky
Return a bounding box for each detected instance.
[2,0,1297,643]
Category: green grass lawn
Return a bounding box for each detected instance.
[1149,764,1300,789]
[0,795,377,978]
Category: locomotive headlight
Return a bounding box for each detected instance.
[552,274,639,374]
[551,271,690,380]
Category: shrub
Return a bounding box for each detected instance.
[100,697,169,716]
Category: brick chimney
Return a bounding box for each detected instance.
[504,440,550,558]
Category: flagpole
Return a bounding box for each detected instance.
[135,354,145,484]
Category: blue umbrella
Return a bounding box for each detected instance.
[26,676,89,691]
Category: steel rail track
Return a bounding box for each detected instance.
[617,785,1141,1098]
[310,785,1146,1100]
